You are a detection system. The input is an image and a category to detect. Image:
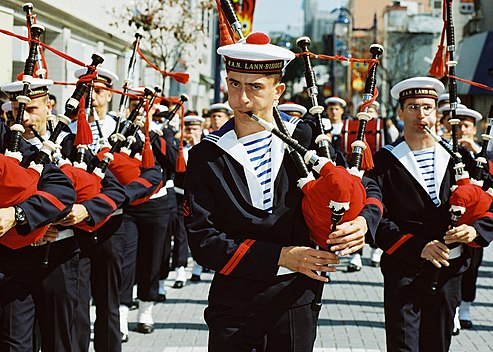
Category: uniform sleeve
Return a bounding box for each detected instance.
[359,175,383,245]
[81,170,126,226]
[123,165,163,205]
[184,147,284,283]
[151,128,178,174]
[16,163,76,234]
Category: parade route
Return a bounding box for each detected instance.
[94,245,493,352]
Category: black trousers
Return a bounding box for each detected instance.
[0,238,79,352]
[461,246,483,302]
[205,303,318,352]
[124,196,169,302]
[384,269,461,352]
[160,191,188,280]
[72,218,125,352]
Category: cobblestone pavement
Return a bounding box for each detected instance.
[90,245,493,351]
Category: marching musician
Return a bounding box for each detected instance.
[323,96,346,144]
[184,32,381,351]
[118,87,177,338]
[66,67,119,152]
[453,107,486,332]
[0,78,79,351]
[209,102,233,131]
[367,77,493,352]
[62,67,130,351]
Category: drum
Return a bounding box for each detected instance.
[340,118,384,161]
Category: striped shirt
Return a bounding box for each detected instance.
[239,131,274,212]
[413,147,440,206]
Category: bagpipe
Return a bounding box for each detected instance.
[424,0,493,294]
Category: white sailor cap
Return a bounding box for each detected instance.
[277,102,307,117]
[355,100,380,112]
[455,107,482,123]
[437,93,461,107]
[1,101,12,113]
[74,66,118,86]
[154,104,168,113]
[324,96,347,108]
[438,103,467,114]
[209,102,233,114]
[184,114,205,125]
[217,32,295,74]
[391,77,445,101]
[1,78,53,100]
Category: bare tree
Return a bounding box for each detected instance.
[111,0,215,89]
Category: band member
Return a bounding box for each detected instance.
[119,88,177,338]
[67,67,119,152]
[209,102,233,131]
[277,102,307,118]
[367,77,493,352]
[184,32,379,351]
[323,96,346,149]
[0,78,78,351]
[453,107,485,331]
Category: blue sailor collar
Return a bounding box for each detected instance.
[384,138,450,202]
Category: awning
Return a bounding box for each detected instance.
[456,31,493,95]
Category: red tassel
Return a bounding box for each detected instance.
[429,1,447,77]
[167,71,190,84]
[360,138,374,171]
[176,105,186,172]
[141,101,155,168]
[73,96,94,146]
[216,0,236,45]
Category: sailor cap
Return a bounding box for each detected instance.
[277,102,307,117]
[209,102,233,114]
[217,32,295,74]
[391,77,445,100]
[324,96,347,108]
[1,78,53,100]
[74,66,118,86]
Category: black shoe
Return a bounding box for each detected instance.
[156,294,166,303]
[121,333,129,343]
[371,261,380,268]
[135,323,154,334]
[347,263,361,272]
[452,327,460,336]
[173,280,184,289]
[202,267,211,273]
[460,319,473,329]
[129,300,139,310]
[190,274,201,282]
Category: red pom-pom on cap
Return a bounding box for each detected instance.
[246,32,270,45]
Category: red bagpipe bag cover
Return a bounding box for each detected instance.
[0,155,48,249]
[300,162,366,249]
[59,163,111,233]
[96,147,162,206]
[450,178,493,225]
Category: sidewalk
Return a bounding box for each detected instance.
[96,244,493,352]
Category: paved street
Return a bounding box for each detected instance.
[93,245,493,351]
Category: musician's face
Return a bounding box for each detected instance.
[91,82,112,120]
[210,111,230,131]
[226,71,285,125]
[398,97,437,137]
[12,95,51,139]
[184,124,203,146]
[458,118,476,138]
[326,104,344,123]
